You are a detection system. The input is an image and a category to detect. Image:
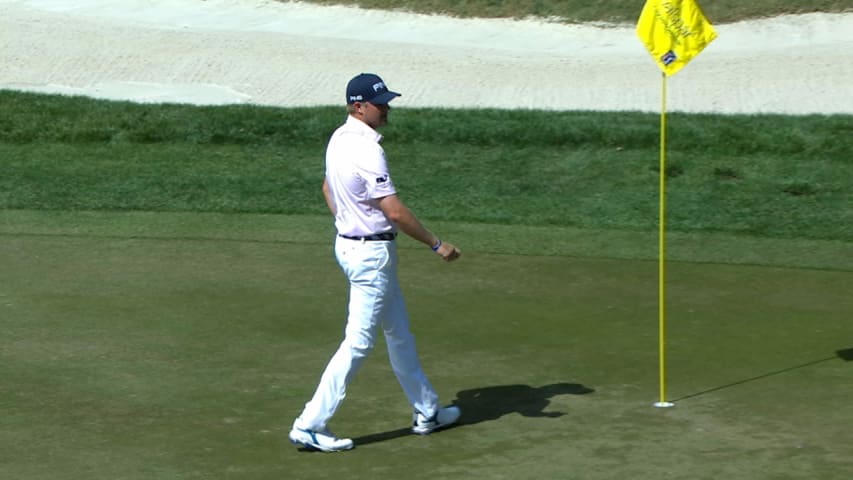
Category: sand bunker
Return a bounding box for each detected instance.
[1,0,852,114]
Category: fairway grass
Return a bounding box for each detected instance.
[2,211,851,479]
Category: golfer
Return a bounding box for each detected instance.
[288,73,462,452]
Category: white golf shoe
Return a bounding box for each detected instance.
[412,405,461,435]
[289,426,354,452]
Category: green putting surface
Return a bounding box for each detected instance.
[2,211,851,479]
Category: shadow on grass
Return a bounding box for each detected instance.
[673,347,853,402]
[349,382,593,448]
[451,382,595,424]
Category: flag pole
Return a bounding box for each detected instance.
[636,0,717,409]
[655,72,674,408]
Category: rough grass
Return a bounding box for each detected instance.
[290,0,853,23]
[2,91,851,242]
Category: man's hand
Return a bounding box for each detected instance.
[435,241,461,262]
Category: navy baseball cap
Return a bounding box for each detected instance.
[346,73,401,105]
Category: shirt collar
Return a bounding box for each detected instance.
[345,114,383,143]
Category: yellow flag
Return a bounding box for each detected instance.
[636,0,718,76]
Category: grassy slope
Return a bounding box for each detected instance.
[293,0,853,23]
[2,92,852,243]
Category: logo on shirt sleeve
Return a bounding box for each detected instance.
[376,175,388,184]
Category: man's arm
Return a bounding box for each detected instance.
[322,178,336,216]
[377,194,461,262]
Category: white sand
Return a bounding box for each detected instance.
[1,0,852,114]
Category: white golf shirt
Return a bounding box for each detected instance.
[325,115,398,237]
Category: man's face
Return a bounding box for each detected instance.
[356,101,390,129]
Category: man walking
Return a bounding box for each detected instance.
[288,73,462,452]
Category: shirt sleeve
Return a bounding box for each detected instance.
[359,146,397,200]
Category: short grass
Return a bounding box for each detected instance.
[1,211,851,480]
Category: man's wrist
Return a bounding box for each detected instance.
[431,239,442,252]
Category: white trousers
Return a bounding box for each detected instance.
[295,237,439,431]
